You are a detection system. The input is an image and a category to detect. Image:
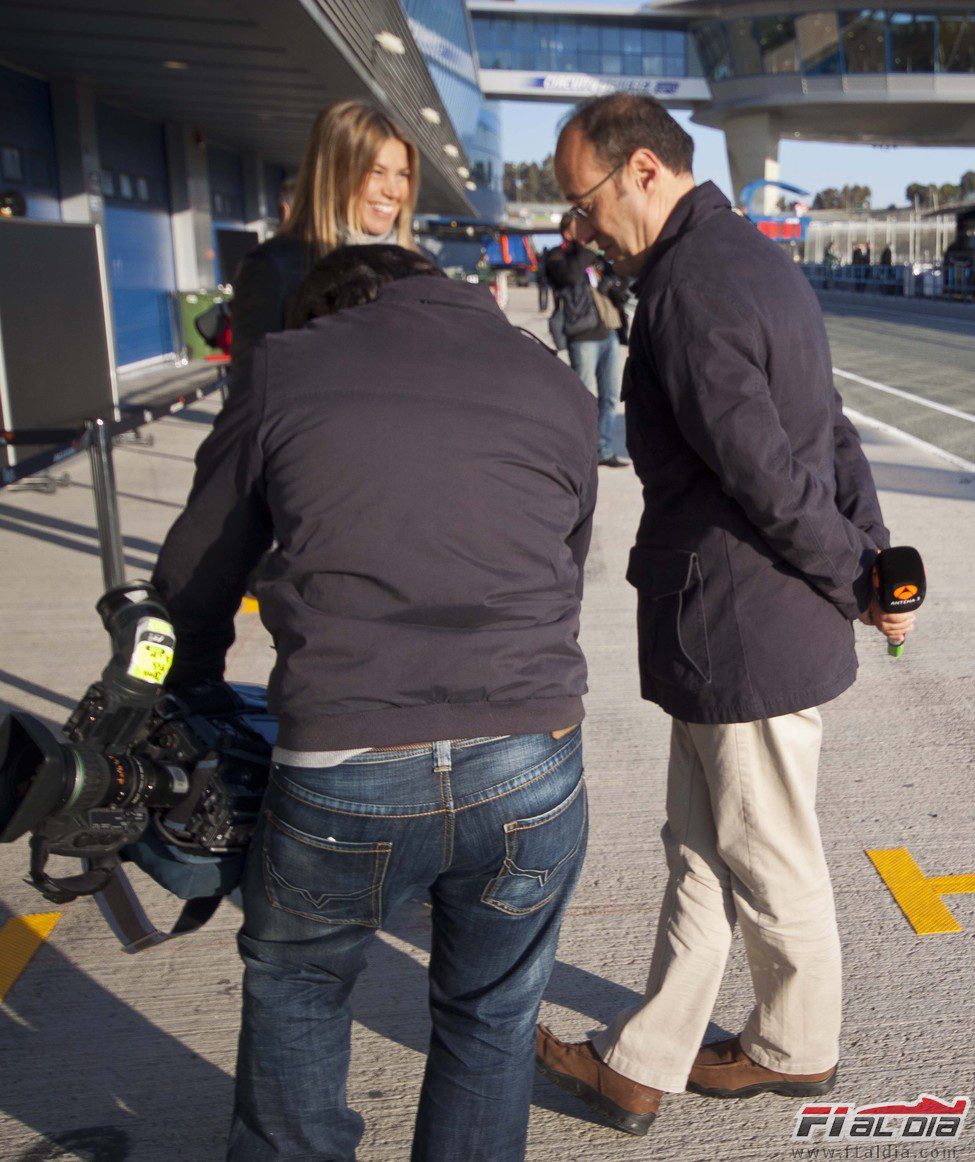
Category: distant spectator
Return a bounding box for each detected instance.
[545,212,629,468]
[276,175,297,224]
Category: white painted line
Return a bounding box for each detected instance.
[845,407,975,474]
[834,367,975,425]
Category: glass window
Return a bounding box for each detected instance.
[889,12,936,71]
[728,19,763,74]
[556,19,578,66]
[135,176,150,202]
[535,20,555,69]
[755,16,800,72]
[100,168,115,197]
[118,172,134,200]
[694,21,733,79]
[796,12,843,73]
[579,50,601,72]
[664,53,686,76]
[938,13,975,71]
[1,145,24,183]
[643,29,665,55]
[601,24,622,53]
[842,10,888,72]
[644,52,664,73]
[602,53,622,74]
[579,24,599,52]
[664,31,685,55]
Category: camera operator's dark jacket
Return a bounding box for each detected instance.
[626,182,889,724]
[152,276,598,749]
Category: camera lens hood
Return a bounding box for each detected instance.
[0,712,73,843]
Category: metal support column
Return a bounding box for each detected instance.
[86,417,125,590]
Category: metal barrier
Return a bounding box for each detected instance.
[0,372,227,588]
[802,262,975,303]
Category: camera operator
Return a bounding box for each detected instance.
[151,245,598,1161]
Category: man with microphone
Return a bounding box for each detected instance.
[535,93,916,1137]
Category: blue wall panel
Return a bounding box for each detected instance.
[102,205,178,365]
[96,104,176,365]
[0,64,60,220]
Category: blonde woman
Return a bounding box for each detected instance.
[230,99,420,374]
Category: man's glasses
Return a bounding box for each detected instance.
[565,160,626,222]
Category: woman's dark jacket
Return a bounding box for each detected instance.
[625,182,890,724]
[152,276,598,750]
[229,233,315,379]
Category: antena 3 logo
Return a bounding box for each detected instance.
[794,1096,970,1142]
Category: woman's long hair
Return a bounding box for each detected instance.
[281,100,419,255]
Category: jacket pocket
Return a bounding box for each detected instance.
[482,776,587,916]
[263,812,391,927]
[627,545,712,689]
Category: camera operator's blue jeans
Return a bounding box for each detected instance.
[567,335,621,462]
[227,729,587,1162]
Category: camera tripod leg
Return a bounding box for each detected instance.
[86,418,126,590]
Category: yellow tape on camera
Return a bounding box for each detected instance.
[127,616,176,685]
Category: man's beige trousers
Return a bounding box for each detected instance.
[590,708,842,1093]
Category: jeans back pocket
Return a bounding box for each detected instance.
[482,776,587,916]
[263,811,392,927]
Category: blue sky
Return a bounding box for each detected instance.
[496,101,975,209]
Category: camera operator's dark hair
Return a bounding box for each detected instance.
[563,93,694,177]
[287,244,444,326]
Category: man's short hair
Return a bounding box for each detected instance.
[558,211,574,235]
[563,93,694,177]
[288,244,443,326]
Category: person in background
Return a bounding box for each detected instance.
[152,245,598,1161]
[536,251,550,312]
[275,175,297,225]
[545,213,629,469]
[229,99,420,385]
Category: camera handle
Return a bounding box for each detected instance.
[28,834,118,904]
[87,861,223,953]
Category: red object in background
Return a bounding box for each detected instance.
[756,219,802,240]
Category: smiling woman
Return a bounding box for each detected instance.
[228,100,422,383]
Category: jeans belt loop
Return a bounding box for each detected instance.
[433,740,452,773]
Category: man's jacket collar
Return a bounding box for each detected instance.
[635,181,731,294]
[375,273,506,319]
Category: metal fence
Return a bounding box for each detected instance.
[802,262,975,302]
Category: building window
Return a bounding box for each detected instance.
[694,22,733,79]
[728,19,764,74]
[842,10,888,73]
[796,11,844,74]
[135,176,150,202]
[1,145,24,183]
[938,13,975,71]
[118,172,134,200]
[100,169,115,197]
[889,12,936,72]
[755,16,800,73]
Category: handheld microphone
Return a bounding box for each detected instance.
[871,546,925,657]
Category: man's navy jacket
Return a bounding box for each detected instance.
[625,182,889,724]
[152,275,598,750]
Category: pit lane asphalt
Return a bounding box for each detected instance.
[0,287,971,1161]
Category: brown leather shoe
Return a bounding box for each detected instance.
[535,1025,662,1136]
[687,1036,838,1099]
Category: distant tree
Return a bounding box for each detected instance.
[813,184,871,210]
[503,155,562,203]
[962,171,975,197]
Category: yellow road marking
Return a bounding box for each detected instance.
[239,597,259,614]
[867,848,975,936]
[0,913,61,1002]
